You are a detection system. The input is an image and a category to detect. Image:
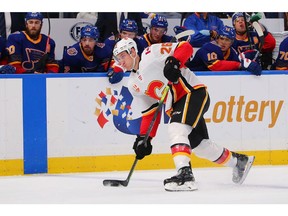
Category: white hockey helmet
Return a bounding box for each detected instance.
[113,37,138,57]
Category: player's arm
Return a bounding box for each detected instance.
[44,42,59,73]
[275,41,288,70]
[173,41,193,68]
[208,59,241,71]
[8,61,26,74]
[0,57,7,65]
[34,39,59,73]
[163,41,193,83]
[196,46,241,71]
[133,102,161,160]
[183,17,211,46]
[6,37,26,74]
[45,62,59,73]
[139,102,162,138]
[62,46,81,73]
[262,31,276,53]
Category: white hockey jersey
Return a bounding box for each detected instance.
[127,42,205,113]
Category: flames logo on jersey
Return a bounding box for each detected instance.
[94,86,141,135]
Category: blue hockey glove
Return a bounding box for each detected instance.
[172,26,190,42]
[0,65,16,74]
[107,70,124,84]
[173,26,187,35]
[240,57,262,76]
[163,56,181,83]
[133,135,152,160]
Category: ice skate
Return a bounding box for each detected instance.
[164,166,197,192]
[232,153,255,184]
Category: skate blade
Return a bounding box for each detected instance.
[164,181,198,192]
[236,156,255,185]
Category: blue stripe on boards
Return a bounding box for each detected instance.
[23,75,47,174]
[1,70,287,80]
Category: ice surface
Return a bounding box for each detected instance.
[1,165,287,215]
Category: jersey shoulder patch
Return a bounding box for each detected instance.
[96,42,105,48]
[67,47,78,56]
[107,35,116,41]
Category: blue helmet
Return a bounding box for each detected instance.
[80,25,99,41]
[120,19,138,33]
[150,14,168,29]
[218,25,236,40]
[25,12,44,22]
[232,12,249,25]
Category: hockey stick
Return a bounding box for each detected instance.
[105,32,116,72]
[103,85,170,187]
[251,21,264,50]
[45,13,51,53]
[170,29,195,42]
[36,13,51,73]
[243,12,253,50]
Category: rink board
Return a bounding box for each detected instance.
[0,71,288,175]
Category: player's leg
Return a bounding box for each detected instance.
[189,115,255,185]
[164,122,197,191]
[163,89,209,192]
[192,138,255,184]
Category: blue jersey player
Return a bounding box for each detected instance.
[63,25,113,73]
[107,19,143,84]
[0,36,7,65]
[186,25,262,75]
[6,12,59,73]
[0,36,16,74]
[104,18,142,58]
[183,12,224,47]
[275,36,288,70]
[231,12,276,69]
[137,14,173,55]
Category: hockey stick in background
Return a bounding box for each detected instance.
[105,32,116,72]
[103,85,170,187]
[45,13,51,53]
[170,29,195,42]
[36,13,51,73]
[243,12,253,50]
[251,21,264,50]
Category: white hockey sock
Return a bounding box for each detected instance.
[173,155,191,171]
[171,143,192,171]
[193,139,237,167]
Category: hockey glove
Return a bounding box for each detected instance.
[172,26,189,42]
[163,56,181,83]
[240,57,262,76]
[133,135,152,160]
[0,65,16,74]
[107,70,124,84]
[34,53,49,73]
[250,13,262,23]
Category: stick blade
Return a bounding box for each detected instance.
[103,179,128,187]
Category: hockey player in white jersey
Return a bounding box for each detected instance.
[113,37,255,192]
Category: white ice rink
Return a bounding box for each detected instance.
[1,165,287,215]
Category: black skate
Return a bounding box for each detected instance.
[232,152,255,184]
[164,166,197,192]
